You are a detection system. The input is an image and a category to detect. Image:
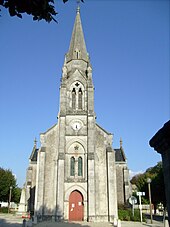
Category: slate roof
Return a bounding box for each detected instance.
[29,147,38,162]
[115,148,126,162]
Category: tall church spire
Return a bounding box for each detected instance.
[66,6,89,63]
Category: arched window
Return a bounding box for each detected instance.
[78,157,83,176]
[72,88,76,109]
[78,88,82,109]
[75,49,80,59]
[70,157,75,176]
[70,82,84,111]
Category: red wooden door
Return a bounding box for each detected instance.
[69,190,84,221]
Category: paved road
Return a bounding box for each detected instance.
[0,213,22,227]
[35,222,113,227]
[0,214,166,227]
[34,220,165,227]
[121,220,164,227]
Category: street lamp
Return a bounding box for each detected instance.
[147,178,153,224]
[8,186,13,213]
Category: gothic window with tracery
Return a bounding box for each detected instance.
[70,81,84,111]
[72,88,76,109]
[78,157,83,176]
[78,88,82,109]
[70,157,75,176]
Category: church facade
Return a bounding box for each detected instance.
[19,7,130,222]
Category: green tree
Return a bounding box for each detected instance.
[0,167,21,204]
[131,162,166,212]
[150,164,166,209]
[131,173,147,191]
[0,0,84,23]
[13,187,21,204]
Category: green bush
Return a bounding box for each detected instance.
[118,207,145,222]
[0,207,8,213]
[118,208,131,221]
[131,209,141,221]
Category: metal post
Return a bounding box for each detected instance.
[147,178,153,224]
[137,192,145,223]
[8,186,12,213]
[132,200,134,217]
[139,194,142,222]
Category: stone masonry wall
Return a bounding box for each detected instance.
[116,164,125,205]
[95,127,108,220]
[43,126,58,215]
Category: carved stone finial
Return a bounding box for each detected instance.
[77,0,80,13]
[120,137,123,148]
[62,65,67,77]
[34,137,37,147]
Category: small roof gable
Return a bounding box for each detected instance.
[29,140,38,162]
[30,147,38,162]
[115,148,126,162]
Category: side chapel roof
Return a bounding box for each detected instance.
[115,149,126,162]
[115,138,127,162]
[29,139,38,162]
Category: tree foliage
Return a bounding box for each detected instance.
[0,0,84,23]
[131,162,166,210]
[0,167,21,204]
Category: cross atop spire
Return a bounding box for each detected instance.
[76,5,80,14]
[76,0,80,13]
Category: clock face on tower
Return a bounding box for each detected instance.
[71,121,82,131]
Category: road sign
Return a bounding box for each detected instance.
[129,196,137,217]
[136,192,145,222]
[137,192,145,196]
[129,196,137,205]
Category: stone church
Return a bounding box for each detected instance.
[19,7,130,222]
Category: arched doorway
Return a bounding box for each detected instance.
[69,190,84,221]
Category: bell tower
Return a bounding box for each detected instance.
[56,6,96,221]
[58,6,94,117]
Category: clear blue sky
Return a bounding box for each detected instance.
[0,0,169,187]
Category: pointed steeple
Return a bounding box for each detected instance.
[66,6,89,63]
